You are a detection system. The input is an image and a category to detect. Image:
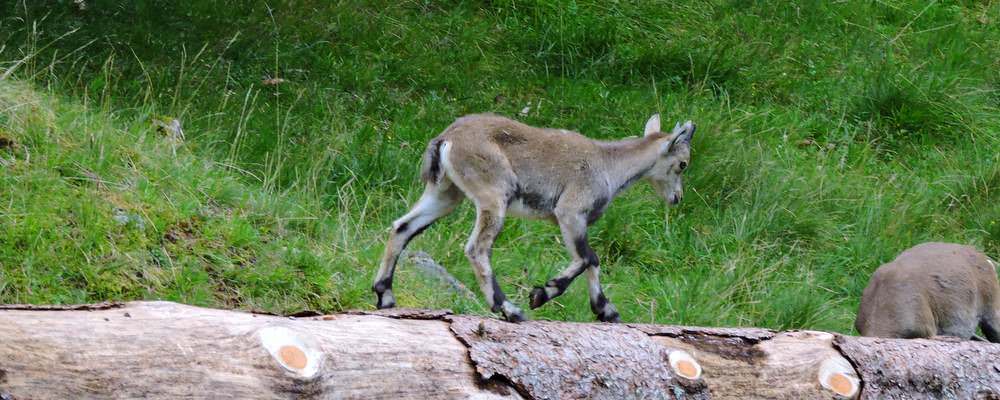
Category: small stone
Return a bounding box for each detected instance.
[262,77,286,86]
[123,312,131,318]
[113,209,130,225]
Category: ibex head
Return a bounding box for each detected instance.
[643,114,696,206]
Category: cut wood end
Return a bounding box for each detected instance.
[668,350,702,380]
[258,326,321,378]
[818,356,859,398]
[279,345,307,370]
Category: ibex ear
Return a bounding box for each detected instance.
[643,114,661,136]
[659,132,681,155]
[672,120,696,145]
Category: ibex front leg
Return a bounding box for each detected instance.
[530,210,620,322]
[465,200,525,322]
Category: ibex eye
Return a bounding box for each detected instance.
[679,162,688,170]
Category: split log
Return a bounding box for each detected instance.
[0,301,998,399]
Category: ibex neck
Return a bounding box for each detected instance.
[598,133,666,194]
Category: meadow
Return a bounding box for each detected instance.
[0,0,998,333]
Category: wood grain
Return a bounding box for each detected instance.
[0,301,997,399]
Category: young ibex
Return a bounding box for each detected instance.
[855,242,999,342]
[374,113,696,322]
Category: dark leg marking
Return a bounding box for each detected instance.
[585,196,608,225]
[490,275,524,322]
[373,277,392,293]
[530,239,593,310]
[547,276,573,292]
[591,291,620,322]
[489,277,507,313]
[574,236,599,268]
[531,273,583,309]
[590,292,608,315]
[511,185,559,213]
[981,316,1000,343]
[408,223,431,240]
[529,287,548,309]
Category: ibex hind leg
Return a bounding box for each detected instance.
[465,200,525,322]
[373,181,463,309]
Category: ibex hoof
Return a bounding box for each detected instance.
[504,311,526,323]
[529,287,548,309]
[597,309,621,323]
[375,290,396,309]
[501,302,526,323]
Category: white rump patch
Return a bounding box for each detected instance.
[439,141,454,179]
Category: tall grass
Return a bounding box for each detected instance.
[0,0,998,333]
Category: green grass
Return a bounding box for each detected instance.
[1,0,998,333]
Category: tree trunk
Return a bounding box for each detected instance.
[0,301,997,399]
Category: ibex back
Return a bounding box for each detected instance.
[374,113,696,322]
[856,242,1000,342]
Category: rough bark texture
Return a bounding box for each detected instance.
[450,316,708,399]
[835,335,1000,399]
[0,301,996,399]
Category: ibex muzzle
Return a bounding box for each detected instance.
[855,242,1000,342]
[373,113,696,322]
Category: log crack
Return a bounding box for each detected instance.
[444,316,538,400]
[341,308,454,320]
[629,324,775,364]
[830,334,867,399]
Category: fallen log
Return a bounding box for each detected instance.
[0,301,997,399]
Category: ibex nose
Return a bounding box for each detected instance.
[669,194,681,205]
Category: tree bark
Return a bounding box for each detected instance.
[0,301,997,399]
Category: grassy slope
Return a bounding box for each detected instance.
[0,0,998,332]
